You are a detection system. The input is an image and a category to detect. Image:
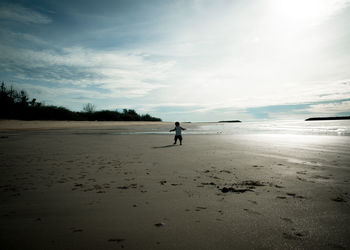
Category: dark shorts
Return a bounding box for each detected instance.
[174,135,182,141]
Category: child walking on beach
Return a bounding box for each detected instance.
[169,122,186,145]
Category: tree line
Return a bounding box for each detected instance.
[0,82,161,121]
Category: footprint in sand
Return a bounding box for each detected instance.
[282,230,308,240]
[280,217,293,223]
[296,171,307,175]
[200,182,216,186]
[282,232,299,240]
[326,243,346,249]
[248,200,258,205]
[154,222,165,227]
[331,197,346,202]
[312,175,330,180]
[277,196,287,199]
[219,170,232,173]
[243,208,261,215]
[286,193,306,199]
[71,228,83,233]
[171,183,182,186]
[252,165,264,168]
[108,238,125,243]
[296,176,315,183]
[220,187,251,193]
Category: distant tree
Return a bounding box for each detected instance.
[8,85,16,100]
[0,82,5,94]
[0,82,161,121]
[30,98,36,107]
[142,113,161,121]
[19,90,28,106]
[122,109,140,121]
[83,103,96,113]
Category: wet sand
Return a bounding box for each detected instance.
[0,121,349,249]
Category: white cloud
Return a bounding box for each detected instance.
[264,0,350,30]
[0,28,48,46]
[11,83,111,109]
[0,45,176,98]
[306,101,350,115]
[0,4,51,24]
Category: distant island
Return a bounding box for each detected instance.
[218,120,242,123]
[0,82,161,121]
[305,116,350,121]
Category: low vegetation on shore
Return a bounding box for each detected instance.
[0,82,161,121]
[305,116,350,121]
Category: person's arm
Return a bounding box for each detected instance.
[180,126,186,130]
[169,127,175,132]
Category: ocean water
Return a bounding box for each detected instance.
[117,120,350,136]
[192,120,350,136]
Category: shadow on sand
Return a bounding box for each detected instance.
[152,144,177,149]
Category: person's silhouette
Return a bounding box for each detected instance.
[169,122,186,145]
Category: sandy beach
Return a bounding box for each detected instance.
[1,120,349,249]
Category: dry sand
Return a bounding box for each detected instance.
[0,120,170,131]
[0,120,349,249]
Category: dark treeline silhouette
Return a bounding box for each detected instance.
[218,120,241,123]
[0,82,161,121]
[305,116,350,121]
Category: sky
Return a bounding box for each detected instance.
[0,0,350,122]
